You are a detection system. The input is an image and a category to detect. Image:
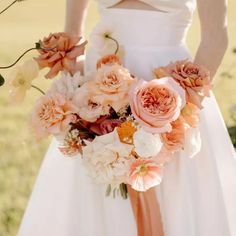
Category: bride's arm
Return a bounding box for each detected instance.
[64,0,89,37]
[194,0,228,80]
[64,0,89,74]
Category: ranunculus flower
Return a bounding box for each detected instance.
[73,84,110,122]
[89,64,136,112]
[129,77,186,133]
[161,117,186,153]
[181,102,200,128]
[8,59,39,104]
[183,126,202,158]
[133,128,163,158]
[82,129,134,186]
[35,32,87,79]
[31,92,76,139]
[154,60,211,108]
[128,159,163,192]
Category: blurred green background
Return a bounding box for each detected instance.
[0,0,235,235]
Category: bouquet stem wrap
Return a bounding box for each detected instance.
[128,185,164,236]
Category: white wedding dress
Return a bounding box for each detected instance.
[18,0,236,235]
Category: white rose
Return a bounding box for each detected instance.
[133,128,163,158]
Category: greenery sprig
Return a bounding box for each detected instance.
[0,42,57,88]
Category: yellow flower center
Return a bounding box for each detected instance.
[103,33,110,39]
[18,78,26,85]
[138,165,148,176]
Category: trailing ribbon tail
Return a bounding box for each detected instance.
[128,185,164,236]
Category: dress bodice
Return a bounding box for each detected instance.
[93,0,197,50]
[95,0,196,14]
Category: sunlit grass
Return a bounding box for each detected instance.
[0,1,235,235]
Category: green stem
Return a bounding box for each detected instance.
[0,47,37,69]
[0,44,57,70]
[105,35,119,55]
[0,0,21,16]
[31,84,45,95]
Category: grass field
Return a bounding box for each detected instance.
[0,0,235,235]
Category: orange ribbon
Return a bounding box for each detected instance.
[128,185,164,236]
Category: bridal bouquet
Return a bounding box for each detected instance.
[6,32,212,198]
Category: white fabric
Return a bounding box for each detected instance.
[18,7,236,236]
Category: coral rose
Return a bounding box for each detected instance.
[89,64,136,112]
[181,102,200,128]
[161,117,186,153]
[154,60,211,108]
[35,32,87,79]
[31,92,76,139]
[129,77,186,133]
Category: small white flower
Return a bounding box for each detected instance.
[8,59,39,104]
[90,22,117,55]
[133,128,163,158]
[183,127,201,158]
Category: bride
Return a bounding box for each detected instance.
[18,0,236,235]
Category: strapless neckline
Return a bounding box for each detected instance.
[95,0,196,13]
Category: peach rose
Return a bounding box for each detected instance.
[89,64,136,112]
[161,117,186,153]
[154,60,211,108]
[181,102,200,128]
[73,84,110,123]
[31,92,76,139]
[35,32,87,79]
[129,77,186,133]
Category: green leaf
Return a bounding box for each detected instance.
[0,74,5,87]
[119,183,128,199]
